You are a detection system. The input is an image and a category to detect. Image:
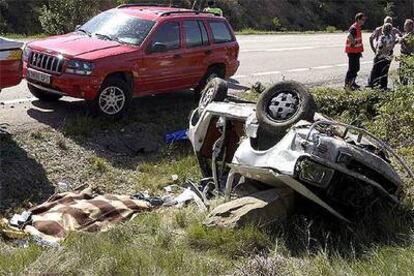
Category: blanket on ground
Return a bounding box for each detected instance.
[24,188,152,242]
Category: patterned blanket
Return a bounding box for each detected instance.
[24,188,152,242]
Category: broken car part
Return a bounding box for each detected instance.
[189,79,413,223]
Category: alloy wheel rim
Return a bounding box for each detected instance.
[201,86,216,107]
[99,86,126,115]
[267,91,300,121]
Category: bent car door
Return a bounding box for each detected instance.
[139,21,188,94]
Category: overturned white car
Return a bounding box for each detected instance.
[189,79,414,223]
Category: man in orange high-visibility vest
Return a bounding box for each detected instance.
[345,12,367,90]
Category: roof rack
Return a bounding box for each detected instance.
[117,3,180,9]
[160,10,219,16]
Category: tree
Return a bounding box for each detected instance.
[0,0,45,34]
[384,1,396,17]
[39,0,101,35]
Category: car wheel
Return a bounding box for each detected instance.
[90,77,131,118]
[198,78,228,115]
[195,67,223,94]
[28,84,62,102]
[256,81,316,134]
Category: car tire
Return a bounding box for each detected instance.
[89,77,131,118]
[28,84,62,102]
[194,67,223,95]
[256,81,316,134]
[198,77,228,115]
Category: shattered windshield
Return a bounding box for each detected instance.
[78,11,155,45]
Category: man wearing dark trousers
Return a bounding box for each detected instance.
[345,13,367,90]
[368,23,396,90]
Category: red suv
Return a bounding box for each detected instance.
[22,5,239,117]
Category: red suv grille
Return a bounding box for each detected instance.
[29,52,64,74]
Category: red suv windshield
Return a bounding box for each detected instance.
[78,11,155,45]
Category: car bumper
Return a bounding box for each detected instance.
[0,49,23,90]
[226,60,240,78]
[23,63,101,101]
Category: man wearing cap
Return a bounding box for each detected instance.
[368,23,397,90]
[345,13,367,90]
[203,1,223,16]
[369,16,402,54]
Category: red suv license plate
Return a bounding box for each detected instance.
[27,68,51,85]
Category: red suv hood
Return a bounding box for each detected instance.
[29,33,126,58]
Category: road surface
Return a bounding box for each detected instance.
[0,33,400,131]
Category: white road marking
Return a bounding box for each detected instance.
[240,44,343,53]
[287,68,309,73]
[234,60,373,79]
[252,70,281,76]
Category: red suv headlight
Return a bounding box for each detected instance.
[65,60,94,76]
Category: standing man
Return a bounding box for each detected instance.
[397,19,414,85]
[203,1,223,16]
[345,13,367,90]
[367,23,396,90]
[369,16,402,54]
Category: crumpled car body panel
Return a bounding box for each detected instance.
[189,100,412,221]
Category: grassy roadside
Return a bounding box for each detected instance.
[1,84,414,275]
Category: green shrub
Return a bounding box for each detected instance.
[272,17,282,31]
[398,53,414,85]
[368,86,414,146]
[311,87,384,124]
[326,26,337,33]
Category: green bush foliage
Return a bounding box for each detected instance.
[326,25,337,33]
[311,87,384,124]
[39,0,101,35]
[398,54,414,86]
[368,86,414,146]
[312,86,414,148]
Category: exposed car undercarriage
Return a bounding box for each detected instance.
[189,79,414,223]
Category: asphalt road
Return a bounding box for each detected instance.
[0,33,400,131]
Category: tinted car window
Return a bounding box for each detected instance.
[209,21,233,43]
[183,21,209,47]
[152,22,180,50]
[199,21,209,46]
[184,21,203,48]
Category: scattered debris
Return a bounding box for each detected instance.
[56,181,70,193]
[175,188,207,211]
[205,187,295,228]
[171,174,179,182]
[165,129,188,144]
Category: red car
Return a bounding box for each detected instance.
[0,38,23,92]
[23,5,239,117]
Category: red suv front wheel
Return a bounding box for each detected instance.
[89,77,131,118]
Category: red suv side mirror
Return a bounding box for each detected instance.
[150,42,168,53]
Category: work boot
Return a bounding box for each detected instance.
[344,78,353,90]
[351,83,361,90]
